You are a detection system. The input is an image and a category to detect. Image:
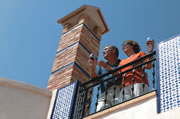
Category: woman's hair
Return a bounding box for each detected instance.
[122,40,141,53]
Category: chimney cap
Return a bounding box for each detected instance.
[58,5,109,35]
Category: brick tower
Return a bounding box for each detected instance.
[47,5,109,91]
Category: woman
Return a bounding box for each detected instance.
[119,40,154,102]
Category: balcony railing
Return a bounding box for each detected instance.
[79,51,156,118]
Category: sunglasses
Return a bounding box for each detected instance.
[122,42,132,48]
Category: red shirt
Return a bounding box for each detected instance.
[119,52,149,88]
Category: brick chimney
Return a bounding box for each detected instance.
[47,5,109,90]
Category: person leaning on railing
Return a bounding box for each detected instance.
[87,45,121,112]
[117,40,154,102]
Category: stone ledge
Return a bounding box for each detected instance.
[0,77,51,98]
[84,91,156,119]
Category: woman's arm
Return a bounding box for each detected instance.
[145,39,154,69]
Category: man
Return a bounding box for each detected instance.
[87,45,121,112]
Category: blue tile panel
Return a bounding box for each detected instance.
[51,81,78,119]
[157,35,180,113]
[72,86,86,119]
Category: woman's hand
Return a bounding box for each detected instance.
[145,38,155,69]
[146,39,154,53]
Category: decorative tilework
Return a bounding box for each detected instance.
[157,35,180,113]
[72,86,86,119]
[51,81,78,119]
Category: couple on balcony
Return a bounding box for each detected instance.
[87,40,154,112]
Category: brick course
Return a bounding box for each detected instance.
[51,44,78,73]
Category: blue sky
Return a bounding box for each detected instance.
[0,0,180,88]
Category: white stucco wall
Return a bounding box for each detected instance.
[96,93,180,119]
[0,77,52,119]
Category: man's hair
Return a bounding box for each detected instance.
[106,45,119,58]
[122,40,141,53]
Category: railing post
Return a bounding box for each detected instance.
[113,84,117,105]
[104,90,108,109]
[152,61,155,90]
[142,65,145,93]
[132,68,135,98]
[122,73,126,102]
[95,86,100,112]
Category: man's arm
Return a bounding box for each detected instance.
[98,60,118,75]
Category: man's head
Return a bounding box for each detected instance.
[103,45,119,60]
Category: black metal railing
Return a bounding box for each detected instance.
[79,51,156,117]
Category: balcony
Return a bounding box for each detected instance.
[48,44,180,119]
[78,51,156,118]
